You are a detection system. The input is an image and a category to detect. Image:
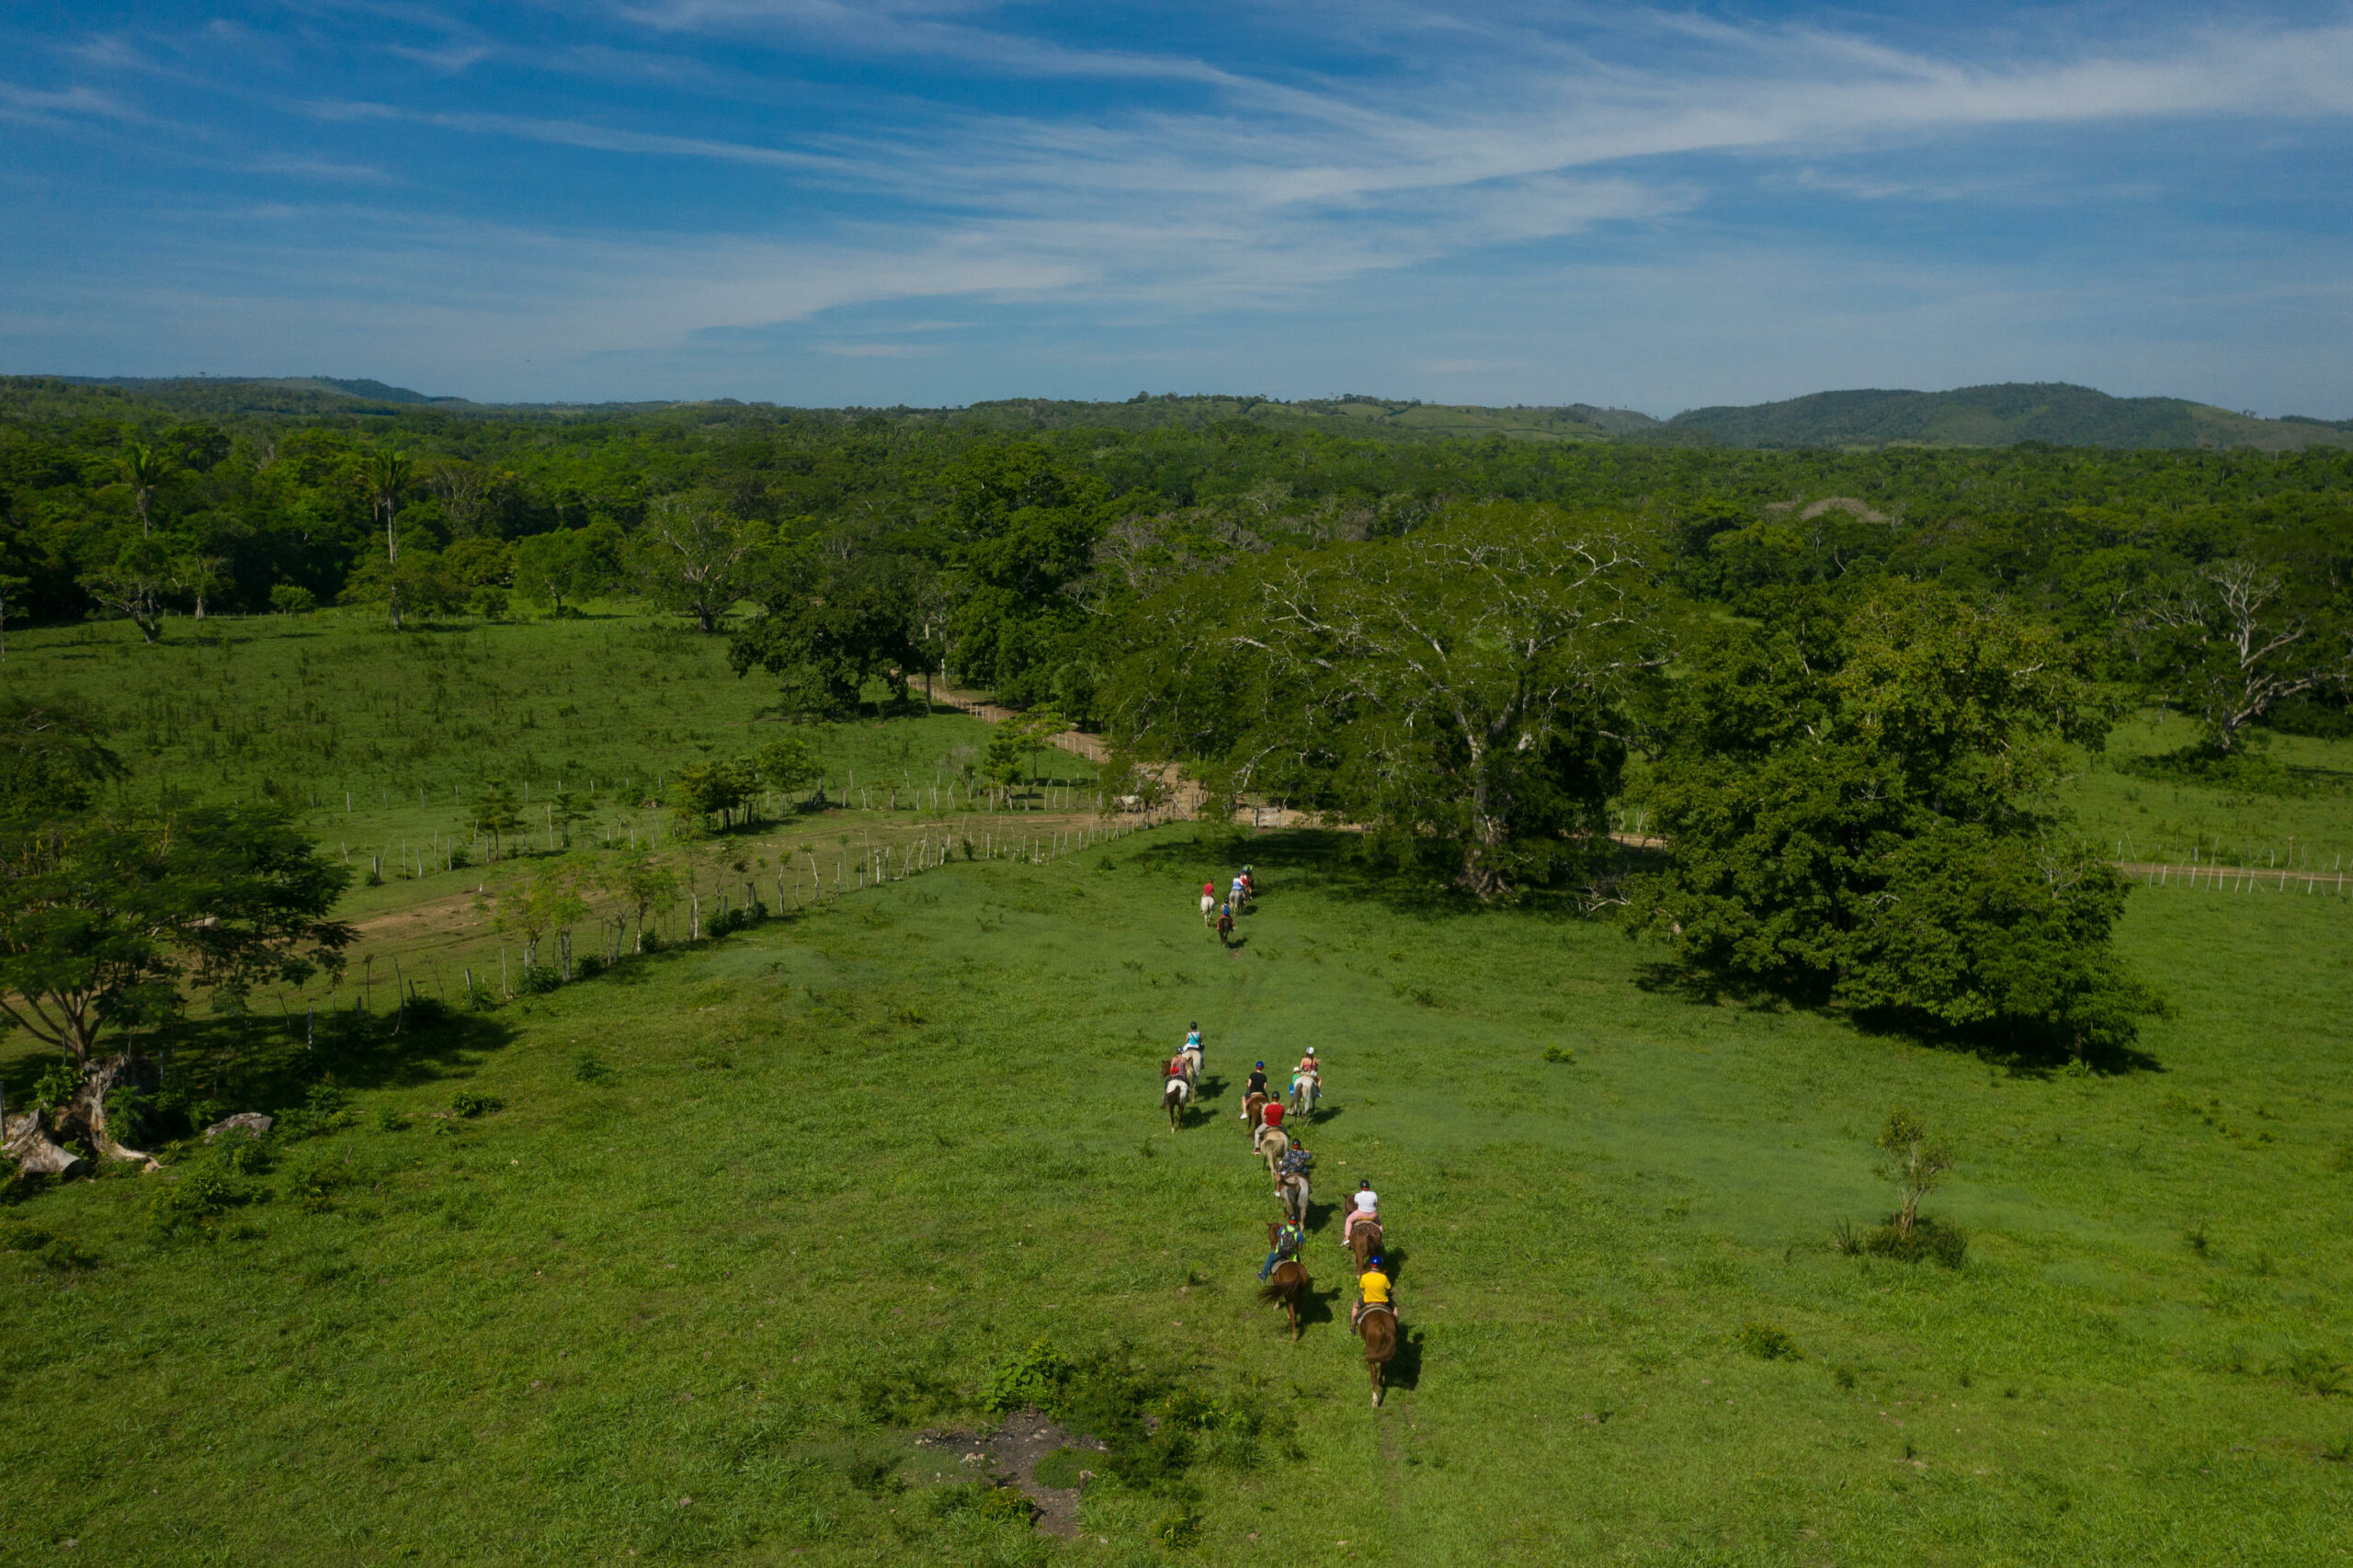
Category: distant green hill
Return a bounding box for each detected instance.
[10,374,2348,450]
[1667,381,2353,451]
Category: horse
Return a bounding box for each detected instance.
[1277,1170,1311,1227]
[1256,1222,1310,1343]
[1179,1046,1203,1085]
[1258,1126,1290,1182]
[1358,1303,1397,1404]
[1288,1072,1319,1118]
[1162,1074,1191,1130]
[1348,1217,1383,1276]
[1241,1089,1267,1131]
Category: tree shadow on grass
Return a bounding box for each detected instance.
[154,1003,522,1117]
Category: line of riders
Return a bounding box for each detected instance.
[1159,1019,1395,1351]
[1201,866,1256,946]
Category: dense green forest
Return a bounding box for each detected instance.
[8,371,2349,726]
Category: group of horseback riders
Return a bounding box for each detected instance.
[1163,1022,1392,1343]
[1199,866,1256,947]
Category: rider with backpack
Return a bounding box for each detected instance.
[1258,1218,1305,1280]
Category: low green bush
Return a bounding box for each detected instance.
[1863,1216,1968,1268]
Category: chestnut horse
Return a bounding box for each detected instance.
[1241,1089,1267,1131]
[1255,1221,1310,1342]
[1348,1218,1383,1276]
[1358,1304,1397,1403]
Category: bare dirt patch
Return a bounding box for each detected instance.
[914,1411,1106,1538]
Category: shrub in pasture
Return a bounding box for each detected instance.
[571,1049,610,1084]
[449,1090,502,1119]
[1737,1323,1799,1360]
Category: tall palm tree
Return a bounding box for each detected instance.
[362,449,415,628]
[119,443,168,537]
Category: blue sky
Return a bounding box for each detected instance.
[4,2,2350,413]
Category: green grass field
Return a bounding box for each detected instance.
[3,617,2351,1566]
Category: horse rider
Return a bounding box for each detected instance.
[1230,870,1249,910]
[1253,1096,1285,1152]
[1186,1021,1204,1057]
[1291,1046,1321,1110]
[1353,1254,1395,1335]
[1257,1217,1305,1280]
[1342,1179,1380,1251]
[1199,881,1217,926]
[1215,903,1236,947]
[1241,864,1256,900]
[1244,1061,1269,1099]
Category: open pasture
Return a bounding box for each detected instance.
[3,807,2349,1565]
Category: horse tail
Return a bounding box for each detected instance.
[1256,1278,1294,1307]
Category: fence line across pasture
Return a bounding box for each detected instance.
[2117,860,2351,895]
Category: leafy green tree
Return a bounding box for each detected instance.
[981,723,1028,791]
[729,549,932,719]
[0,805,353,1158]
[1009,704,1066,790]
[80,534,178,643]
[937,443,1116,708]
[472,781,525,859]
[2131,557,2353,753]
[1873,1108,1953,1242]
[631,492,768,633]
[440,536,514,593]
[267,583,316,616]
[597,854,678,953]
[755,733,823,802]
[1631,584,2159,1058]
[0,696,128,820]
[672,759,753,832]
[515,522,622,617]
[493,857,587,974]
[1108,503,1661,898]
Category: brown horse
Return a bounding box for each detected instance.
[1241,1089,1267,1131]
[1256,1222,1309,1342]
[1348,1218,1383,1276]
[1358,1304,1397,1403]
[1163,1074,1191,1130]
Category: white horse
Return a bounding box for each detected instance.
[1179,1046,1203,1085]
[1163,1074,1192,1130]
[1199,891,1217,926]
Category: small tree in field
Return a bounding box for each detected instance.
[672,760,752,833]
[756,734,823,810]
[493,858,587,974]
[599,855,678,953]
[1873,1108,1953,1241]
[82,535,177,644]
[472,781,524,859]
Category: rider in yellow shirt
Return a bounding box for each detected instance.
[1353,1256,1393,1335]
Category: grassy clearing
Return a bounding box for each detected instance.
[4,821,2351,1565]
[5,616,2352,1565]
